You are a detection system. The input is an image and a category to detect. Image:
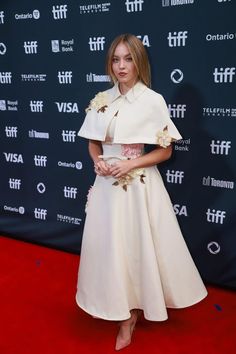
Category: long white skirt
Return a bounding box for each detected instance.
[76,144,207,321]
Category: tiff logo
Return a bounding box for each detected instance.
[24,41,38,54]
[62,130,76,142]
[5,126,18,138]
[64,186,77,199]
[168,104,186,118]
[125,0,144,12]
[168,31,188,47]
[166,170,184,184]
[206,209,226,224]
[9,178,21,190]
[58,71,72,84]
[30,100,43,112]
[52,5,67,19]
[34,208,47,220]
[213,67,235,83]
[210,140,231,155]
[34,155,47,167]
[0,72,12,84]
[0,11,4,24]
[88,37,105,51]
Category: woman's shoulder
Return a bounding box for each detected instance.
[142,86,167,107]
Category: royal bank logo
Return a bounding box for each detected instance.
[21,74,47,82]
[162,0,194,6]
[4,205,25,214]
[3,152,24,163]
[86,73,110,83]
[125,0,144,12]
[30,100,43,112]
[34,208,47,220]
[58,161,83,170]
[79,3,111,14]
[29,130,49,139]
[213,67,235,83]
[166,170,184,184]
[206,32,235,42]
[0,11,4,24]
[203,107,236,118]
[52,5,67,19]
[15,10,40,20]
[9,178,21,190]
[0,100,18,111]
[62,130,77,142]
[167,31,188,47]
[174,139,190,152]
[136,35,150,47]
[88,37,105,51]
[202,176,234,190]
[210,140,231,155]
[58,71,72,84]
[55,102,79,113]
[57,214,81,225]
[5,126,18,138]
[0,42,6,55]
[0,72,12,84]
[173,204,188,216]
[64,186,78,199]
[168,104,186,118]
[170,69,184,83]
[34,155,47,167]
[24,41,38,54]
[207,242,221,255]
[51,39,74,53]
[206,209,226,224]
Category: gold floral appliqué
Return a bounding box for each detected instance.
[112,169,146,192]
[156,126,172,148]
[85,92,109,113]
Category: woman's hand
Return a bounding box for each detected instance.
[94,160,110,176]
[109,160,135,178]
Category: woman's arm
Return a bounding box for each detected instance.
[89,140,110,175]
[109,145,172,178]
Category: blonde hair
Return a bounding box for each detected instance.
[106,34,151,87]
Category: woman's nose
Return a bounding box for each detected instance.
[119,59,125,69]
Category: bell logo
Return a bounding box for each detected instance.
[125,0,144,12]
[4,152,23,163]
[206,209,226,224]
[210,140,231,155]
[213,67,235,83]
[207,242,221,255]
[170,69,184,83]
[0,42,6,55]
[167,31,188,47]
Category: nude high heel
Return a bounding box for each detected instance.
[115,309,141,351]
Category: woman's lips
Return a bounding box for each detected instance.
[118,72,127,77]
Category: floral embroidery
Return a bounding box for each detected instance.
[121,144,144,159]
[85,185,93,213]
[156,126,172,148]
[113,168,146,192]
[85,91,109,113]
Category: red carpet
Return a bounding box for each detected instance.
[0,235,234,354]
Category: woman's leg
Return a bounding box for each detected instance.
[115,309,142,351]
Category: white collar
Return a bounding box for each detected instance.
[109,81,147,103]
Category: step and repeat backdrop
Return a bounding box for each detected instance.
[0,0,235,288]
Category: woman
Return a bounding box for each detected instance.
[76,34,207,351]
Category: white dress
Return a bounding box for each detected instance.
[76,83,207,321]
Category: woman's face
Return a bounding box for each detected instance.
[112,42,138,88]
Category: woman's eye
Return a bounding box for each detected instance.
[126,57,132,62]
[112,58,119,63]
